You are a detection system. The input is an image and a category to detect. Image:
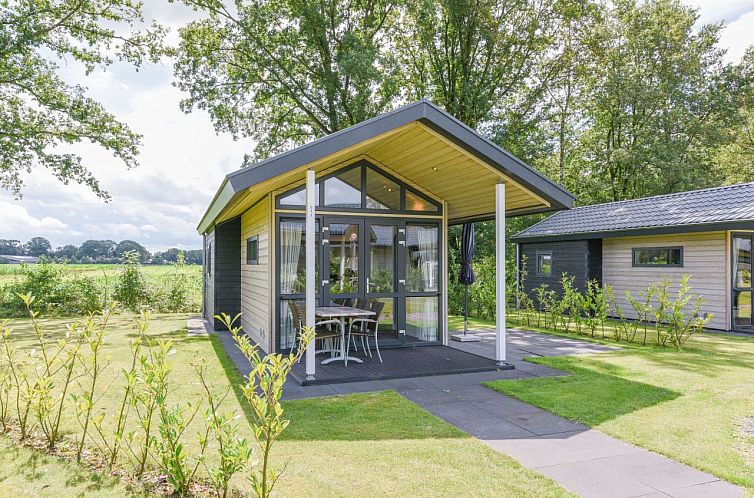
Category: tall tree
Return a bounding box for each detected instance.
[115,239,150,261]
[713,47,754,185]
[0,0,166,199]
[0,239,23,255]
[399,0,570,130]
[24,236,51,256]
[173,0,401,160]
[78,239,116,260]
[570,0,740,202]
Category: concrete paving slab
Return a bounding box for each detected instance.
[596,452,720,494]
[668,480,742,497]
[503,410,587,435]
[537,459,660,498]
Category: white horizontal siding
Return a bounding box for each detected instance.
[602,232,728,330]
[240,197,272,351]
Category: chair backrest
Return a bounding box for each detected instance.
[354,297,368,310]
[287,300,305,331]
[369,300,385,328]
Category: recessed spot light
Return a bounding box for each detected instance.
[432,167,438,171]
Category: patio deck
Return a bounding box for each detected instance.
[290,345,510,386]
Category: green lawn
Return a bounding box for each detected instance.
[0,313,572,497]
[481,324,754,491]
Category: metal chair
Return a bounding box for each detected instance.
[348,298,370,351]
[288,300,342,358]
[346,300,385,364]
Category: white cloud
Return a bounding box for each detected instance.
[0,200,68,233]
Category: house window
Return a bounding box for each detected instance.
[537,252,553,276]
[206,243,212,275]
[246,236,259,265]
[632,247,683,267]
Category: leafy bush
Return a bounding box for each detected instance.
[0,254,201,318]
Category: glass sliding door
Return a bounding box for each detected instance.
[733,234,753,330]
[275,213,443,351]
[277,217,319,350]
[366,221,401,345]
[324,219,361,305]
[404,223,440,343]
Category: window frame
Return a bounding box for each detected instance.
[246,235,259,265]
[631,246,684,267]
[205,243,212,275]
[536,251,553,276]
[275,160,442,214]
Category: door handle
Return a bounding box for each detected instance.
[398,329,406,335]
[366,278,370,294]
[322,280,329,286]
[398,279,405,285]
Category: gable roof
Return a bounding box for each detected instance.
[198,100,574,233]
[513,183,754,242]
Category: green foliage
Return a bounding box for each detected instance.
[510,270,709,349]
[0,258,201,318]
[400,0,572,134]
[194,358,252,498]
[174,0,401,159]
[216,312,314,498]
[114,251,147,311]
[0,0,167,198]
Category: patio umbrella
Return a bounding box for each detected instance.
[459,223,476,336]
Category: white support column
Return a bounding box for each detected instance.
[495,182,506,365]
[305,169,316,381]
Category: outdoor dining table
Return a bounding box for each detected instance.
[316,306,375,365]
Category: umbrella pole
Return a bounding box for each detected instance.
[464,284,469,335]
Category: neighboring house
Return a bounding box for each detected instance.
[198,100,574,382]
[512,183,754,332]
[0,255,39,264]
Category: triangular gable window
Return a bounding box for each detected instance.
[275,160,441,214]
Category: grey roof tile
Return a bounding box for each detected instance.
[514,183,754,240]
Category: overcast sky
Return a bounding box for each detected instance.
[1,0,752,252]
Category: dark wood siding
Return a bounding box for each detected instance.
[518,240,590,303]
[213,217,241,330]
[586,239,602,284]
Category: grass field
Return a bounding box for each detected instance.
[0,264,201,284]
[457,314,754,492]
[0,313,572,497]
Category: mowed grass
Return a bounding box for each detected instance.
[483,329,754,491]
[0,263,201,284]
[0,313,573,497]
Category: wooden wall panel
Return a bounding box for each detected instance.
[240,197,272,352]
[602,232,728,330]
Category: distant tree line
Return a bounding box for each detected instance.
[0,238,202,265]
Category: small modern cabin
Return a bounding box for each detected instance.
[513,183,754,332]
[198,100,574,381]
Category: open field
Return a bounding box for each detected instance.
[0,264,201,284]
[453,314,754,492]
[0,313,572,497]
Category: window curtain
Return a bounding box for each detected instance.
[280,220,303,349]
[416,227,438,340]
[416,226,438,291]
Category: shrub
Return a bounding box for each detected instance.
[114,251,148,311]
[217,312,315,498]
